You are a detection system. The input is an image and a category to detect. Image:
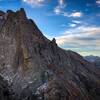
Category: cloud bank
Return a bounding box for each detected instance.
[55,25,100,55]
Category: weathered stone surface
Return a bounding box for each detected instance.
[0,8,100,100]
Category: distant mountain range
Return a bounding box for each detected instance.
[84,55,100,68]
[0,8,100,100]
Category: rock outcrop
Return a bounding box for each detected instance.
[0,75,10,100]
[0,75,16,100]
[0,8,100,100]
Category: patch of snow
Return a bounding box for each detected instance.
[6,65,11,68]
[28,81,33,84]
[35,82,48,95]
[0,16,3,19]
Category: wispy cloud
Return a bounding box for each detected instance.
[54,6,61,14]
[53,25,100,55]
[56,25,100,44]
[54,0,83,18]
[96,0,100,7]
[54,0,66,14]
[59,0,65,5]
[96,0,100,4]
[22,0,45,7]
[69,23,76,27]
[63,12,83,17]
[72,20,82,24]
[69,12,82,17]
[54,7,83,18]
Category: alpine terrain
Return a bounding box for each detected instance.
[0,8,100,100]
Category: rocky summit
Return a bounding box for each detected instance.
[0,8,100,100]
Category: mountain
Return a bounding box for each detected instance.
[0,75,18,100]
[0,8,100,100]
[0,75,10,100]
[84,55,100,68]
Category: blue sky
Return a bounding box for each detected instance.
[0,0,100,56]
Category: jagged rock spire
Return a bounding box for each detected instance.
[52,38,56,43]
[0,8,99,100]
[6,8,27,20]
[17,8,27,19]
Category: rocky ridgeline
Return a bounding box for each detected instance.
[0,8,100,100]
[84,55,100,68]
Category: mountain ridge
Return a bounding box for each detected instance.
[84,55,100,68]
[0,8,100,100]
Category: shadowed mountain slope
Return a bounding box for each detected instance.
[85,55,100,68]
[0,8,100,100]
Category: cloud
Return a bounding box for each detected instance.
[72,20,82,24]
[23,0,45,7]
[96,0,100,7]
[59,0,64,5]
[54,25,100,56]
[53,0,83,18]
[56,25,100,43]
[69,12,82,17]
[57,0,65,7]
[54,0,66,15]
[54,6,61,14]
[96,0,100,4]
[69,23,76,27]
[63,12,83,17]
[54,9,83,18]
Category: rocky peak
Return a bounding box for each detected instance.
[16,8,27,20]
[6,8,26,20]
[0,10,5,16]
[7,10,14,14]
[52,38,56,44]
[0,8,100,100]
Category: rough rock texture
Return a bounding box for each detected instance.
[0,75,10,100]
[0,75,16,100]
[0,8,100,100]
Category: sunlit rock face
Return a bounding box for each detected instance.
[0,8,100,100]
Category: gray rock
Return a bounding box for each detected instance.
[0,8,100,100]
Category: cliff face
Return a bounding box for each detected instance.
[0,8,100,100]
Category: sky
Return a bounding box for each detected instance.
[0,0,100,56]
